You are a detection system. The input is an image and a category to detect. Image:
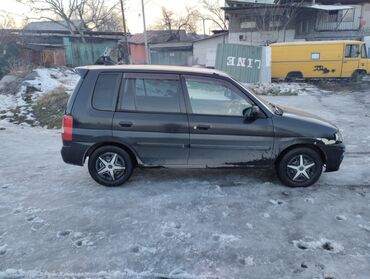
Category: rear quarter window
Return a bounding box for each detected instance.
[92,73,121,111]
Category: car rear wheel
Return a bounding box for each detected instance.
[88,146,134,187]
[277,147,323,187]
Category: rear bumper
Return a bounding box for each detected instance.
[61,142,91,166]
[322,143,345,172]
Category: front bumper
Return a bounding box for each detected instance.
[322,143,345,172]
[61,142,91,166]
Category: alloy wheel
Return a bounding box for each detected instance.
[95,152,126,182]
[286,154,316,182]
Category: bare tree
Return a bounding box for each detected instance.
[16,0,124,42]
[201,0,228,31]
[153,6,200,34]
[16,0,87,42]
[0,12,17,29]
[75,0,123,32]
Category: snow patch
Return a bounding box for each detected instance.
[0,67,79,126]
[293,238,344,253]
[269,199,284,205]
[304,197,315,204]
[212,233,239,243]
[359,224,370,233]
[0,269,206,279]
[263,213,270,218]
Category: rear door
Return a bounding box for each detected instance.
[182,75,274,166]
[342,44,360,77]
[112,73,189,166]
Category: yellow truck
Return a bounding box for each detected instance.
[271,40,370,80]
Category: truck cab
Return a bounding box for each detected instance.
[359,43,370,74]
[343,42,369,78]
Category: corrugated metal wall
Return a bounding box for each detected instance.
[150,49,192,66]
[215,43,262,83]
[63,37,116,67]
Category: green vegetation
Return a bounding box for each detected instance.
[32,86,69,129]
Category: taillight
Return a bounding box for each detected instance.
[62,115,73,141]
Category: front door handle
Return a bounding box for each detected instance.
[119,121,133,128]
[194,125,210,131]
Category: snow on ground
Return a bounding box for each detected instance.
[0,93,26,111]
[0,68,80,124]
[17,68,80,101]
[247,81,324,96]
[0,82,370,279]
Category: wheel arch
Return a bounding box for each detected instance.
[275,143,327,168]
[286,71,304,80]
[84,141,140,166]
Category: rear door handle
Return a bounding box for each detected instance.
[119,121,133,128]
[194,125,210,131]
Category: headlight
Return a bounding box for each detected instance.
[316,131,343,145]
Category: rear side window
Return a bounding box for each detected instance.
[92,73,121,111]
[119,78,181,113]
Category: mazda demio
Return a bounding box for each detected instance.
[61,65,345,187]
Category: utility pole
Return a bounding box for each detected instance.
[141,0,150,64]
[119,0,130,64]
[202,18,206,37]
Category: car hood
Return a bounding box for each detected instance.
[273,105,338,138]
[282,106,337,127]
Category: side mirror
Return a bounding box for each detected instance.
[243,105,260,120]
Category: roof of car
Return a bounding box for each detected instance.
[76,65,229,77]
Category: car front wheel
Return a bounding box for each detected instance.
[277,147,323,187]
[88,146,134,187]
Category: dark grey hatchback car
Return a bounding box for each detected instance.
[61,65,345,187]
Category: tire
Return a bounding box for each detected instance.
[285,72,303,82]
[351,70,365,82]
[88,145,134,187]
[277,147,323,188]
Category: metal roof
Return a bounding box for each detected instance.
[306,4,354,11]
[129,30,189,45]
[192,32,228,43]
[77,64,229,77]
[24,20,86,32]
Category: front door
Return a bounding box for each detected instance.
[359,44,369,72]
[182,75,274,166]
[342,44,360,77]
[113,73,189,166]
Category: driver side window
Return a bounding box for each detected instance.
[185,78,252,116]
